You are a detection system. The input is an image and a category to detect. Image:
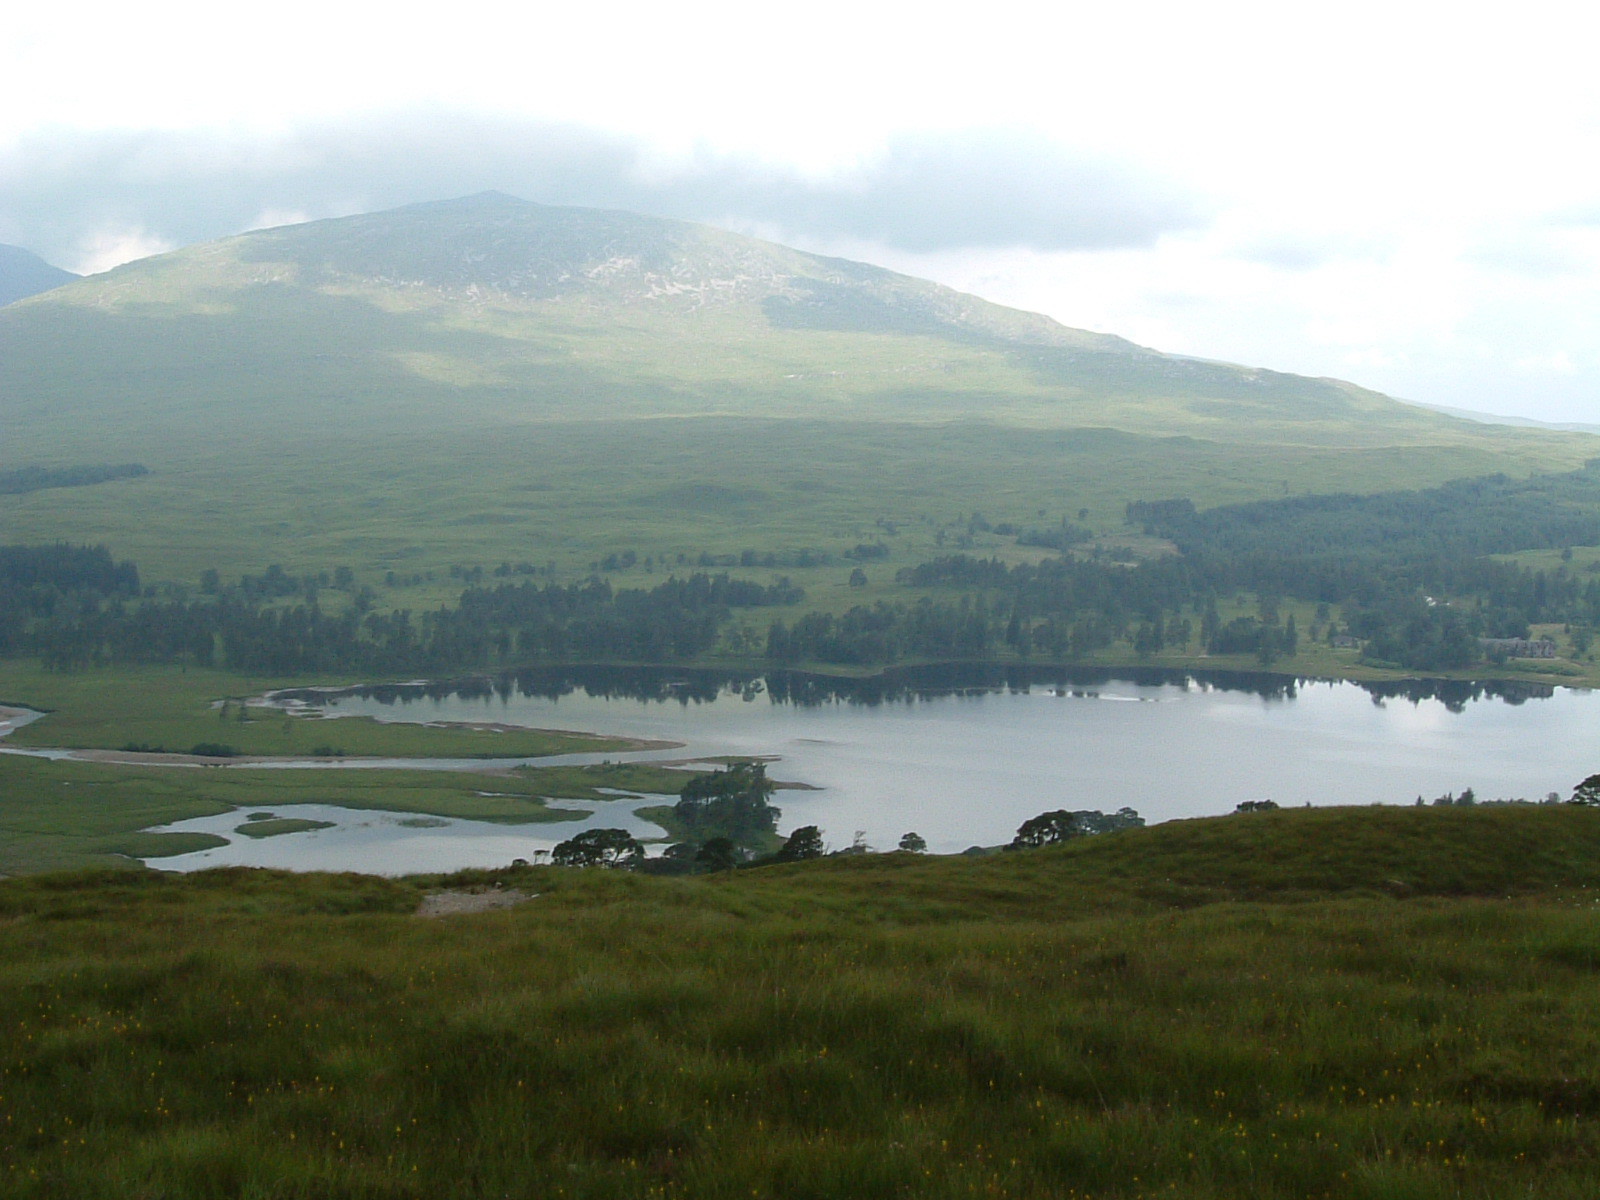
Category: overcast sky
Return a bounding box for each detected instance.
[5,0,1599,423]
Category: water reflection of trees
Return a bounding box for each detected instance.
[1359,677,1554,712]
[278,663,1565,712]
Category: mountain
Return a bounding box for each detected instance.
[0,192,1478,438]
[1409,398,1600,436]
[0,193,1594,581]
[0,244,77,306]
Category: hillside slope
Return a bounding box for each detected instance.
[0,192,1519,441]
[3,805,1600,1197]
[0,193,1594,580]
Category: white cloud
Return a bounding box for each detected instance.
[1515,352,1578,377]
[72,226,174,274]
[246,209,311,233]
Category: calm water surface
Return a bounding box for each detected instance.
[235,665,1599,862]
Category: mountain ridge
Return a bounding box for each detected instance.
[67,192,1140,353]
[0,243,78,306]
[6,191,1466,441]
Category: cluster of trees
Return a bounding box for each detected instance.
[762,556,1267,666]
[1128,460,1600,562]
[7,565,803,674]
[552,803,1146,873]
[0,543,139,595]
[551,828,643,868]
[1125,462,1600,669]
[1015,521,1095,552]
[762,461,1600,668]
[553,822,907,873]
[766,597,994,664]
[669,762,780,849]
[1208,614,1296,661]
[1401,779,1600,806]
[0,544,141,658]
[684,549,833,570]
[1008,808,1144,849]
[556,820,830,874]
[544,763,786,875]
[552,758,937,875]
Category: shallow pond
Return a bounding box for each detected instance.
[146,795,674,874]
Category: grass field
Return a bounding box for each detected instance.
[234,816,336,839]
[2,805,1599,1197]
[4,416,1595,590]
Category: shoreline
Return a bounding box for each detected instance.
[251,660,1591,710]
[2,733,684,770]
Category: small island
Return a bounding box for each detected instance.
[234,817,336,839]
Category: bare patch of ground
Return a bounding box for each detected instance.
[417,889,535,918]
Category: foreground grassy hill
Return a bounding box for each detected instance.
[3,805,1599,1198]
[1,194,1594,584]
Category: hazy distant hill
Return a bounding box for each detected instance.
[0,244,77,306]
[1411,398,1600,436]
[0,193,1594,580]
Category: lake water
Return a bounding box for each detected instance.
[236,665,1598,861]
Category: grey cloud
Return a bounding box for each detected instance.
[1466,221,1597,279]
[675,130,1206,253]
[0,116,645,269]
[0,115,1208,271]
[1235,237,1332,271]
[1233,232,1396,272]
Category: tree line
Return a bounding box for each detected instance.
[7,456,1600,676]
[762,464,1600,671]
[758,546,1598,670]
[2,555,803,674]
[1127,459,1600,562]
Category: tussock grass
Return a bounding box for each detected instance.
[3,806,1600,1196]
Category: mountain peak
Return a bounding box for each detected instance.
[226,193,1116,352]
[409,190,545,212]
[0,244,78,306]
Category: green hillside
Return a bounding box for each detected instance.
[1,193,1594,583]
[4,805,1600,1197]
